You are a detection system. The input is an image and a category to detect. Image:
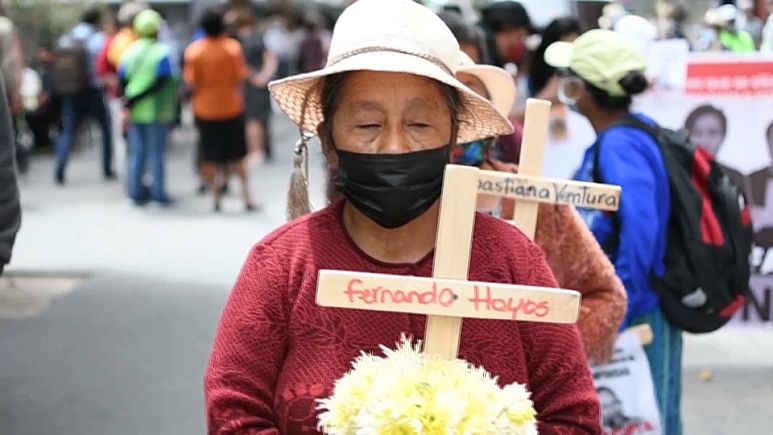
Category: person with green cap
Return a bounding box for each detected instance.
[545,29,682,434]
[704,4,757,53]
[119,9,177,206]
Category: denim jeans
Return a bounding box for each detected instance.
[55,89,114,178]
[127,122,170,204]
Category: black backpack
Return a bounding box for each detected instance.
[595,116,753,333]
[51,34,90,96]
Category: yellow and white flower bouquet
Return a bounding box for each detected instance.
[317,337,538,435]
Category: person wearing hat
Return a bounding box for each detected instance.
[437,12,527,164]
[98,1,148,92]
[703,4,756,53]
[96,2,149,178]
[204,0,601,433]
[452,54,626,365]
[118,9,177,206]
[545,29,682,434]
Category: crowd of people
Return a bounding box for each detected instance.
[1,0,769,197]
[1,0,770,433]
[0,2,336,212]
[204,1,768,434]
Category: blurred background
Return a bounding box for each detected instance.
[0,0,771,434]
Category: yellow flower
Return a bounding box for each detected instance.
[317,336,538,435]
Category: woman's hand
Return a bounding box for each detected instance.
[251,73,270,88]
[487,158,519,174]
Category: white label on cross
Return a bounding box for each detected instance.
[477,170,620,211]
[317,270,581,324]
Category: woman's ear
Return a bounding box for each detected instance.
[318,122,339,170]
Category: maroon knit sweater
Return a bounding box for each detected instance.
[205,202,601,434]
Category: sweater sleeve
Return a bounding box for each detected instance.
[535,204,627,362]
[517,241,602,434]
[204,243,289,434]
[597,132,663,328]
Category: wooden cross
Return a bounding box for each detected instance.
[317,99,621,359]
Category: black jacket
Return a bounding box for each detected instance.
[0,72,20,274]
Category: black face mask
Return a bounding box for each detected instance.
[335,146,450,229]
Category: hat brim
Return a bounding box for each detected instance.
[456,64,517,118]
[269,50,513,144]
[544,41,574,69]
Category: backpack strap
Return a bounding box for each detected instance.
[123,44,167,108]
[611,115,663,144]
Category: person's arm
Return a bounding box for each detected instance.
[597,132,663,328]
[535,204,627,364]
[250,50,278,88]
[0,72,21,275]
[182,47,196,88]
[231,43,250,86]
[205,243,288,434]
[517,242,602,434]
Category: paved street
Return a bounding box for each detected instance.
[1,111,772,434]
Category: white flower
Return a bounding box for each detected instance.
[317,336,538,435]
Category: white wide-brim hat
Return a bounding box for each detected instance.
[455,52,517,118]
[268,0,513,144]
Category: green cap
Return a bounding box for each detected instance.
[544,29,646,97]
[134,9,162,37]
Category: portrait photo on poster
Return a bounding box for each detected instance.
[748,120,773,248]
[592,332,662,435]
[597,387,644,431]
[683,103,747,189]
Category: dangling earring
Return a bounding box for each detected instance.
[286,134,313,221]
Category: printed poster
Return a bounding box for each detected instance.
[592,332,662,435]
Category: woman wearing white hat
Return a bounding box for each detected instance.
[204,1,600,433]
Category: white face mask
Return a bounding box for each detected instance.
[557,76,584,111]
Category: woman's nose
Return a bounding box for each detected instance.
[378,125,412,154]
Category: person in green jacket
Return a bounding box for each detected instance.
[707,4,757,53]
[119,9,177,206]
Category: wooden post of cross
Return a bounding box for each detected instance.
[316,99,621,360]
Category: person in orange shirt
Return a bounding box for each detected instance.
[97,2,148,93]
[184,8,255,213]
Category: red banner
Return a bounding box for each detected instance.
[686,60,773,96]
